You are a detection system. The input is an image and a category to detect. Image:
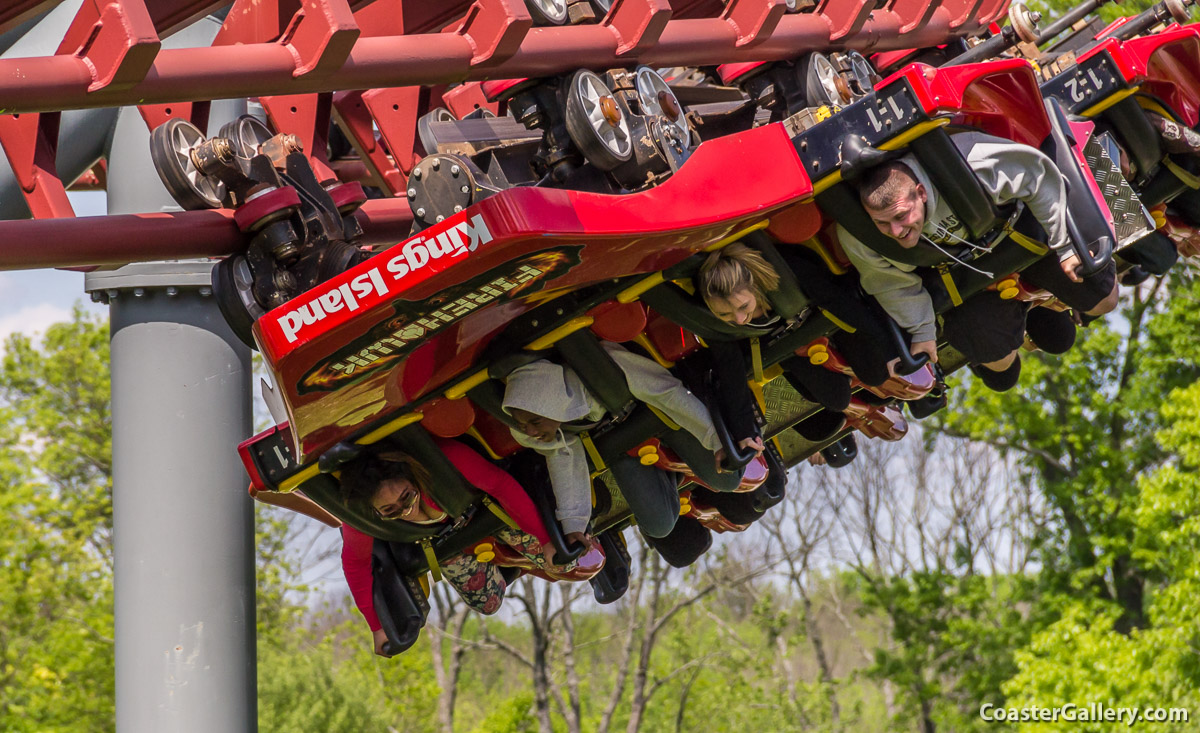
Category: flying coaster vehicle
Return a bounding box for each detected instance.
[95,0,1200,654]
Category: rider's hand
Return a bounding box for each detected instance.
[910,340,939,364]
[714,448,727,473]
[1060,253,1083,283]
[738,436,765,457]
[565,531,590,548]
[807,452,828,467]
[373,628,391,656]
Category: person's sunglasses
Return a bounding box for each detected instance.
[374,485,419,520]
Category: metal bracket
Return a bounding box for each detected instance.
[454,0,532,68]
[361,85,424,177]
[887,0,938,34]
[721,0,786,48]
[59,0,162,92]
[442,82,500,119]
[332,90,404,193]
[603,0,672,56]
[259,92,339,182]
[0,111,73,218]
[136,101,210,133]
[816,0,873,40]
[278,0,361,77]
[944,0,986,30]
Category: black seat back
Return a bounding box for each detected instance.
[1101,96,1163,185]
[744,230,812,320]
[1041,97,1115,277]
[908,127,1001,239]
[553,330,635,415]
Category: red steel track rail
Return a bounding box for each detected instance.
[0,0,1005,114]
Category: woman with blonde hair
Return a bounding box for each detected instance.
[696,242,859,425]
[696,243,782,327]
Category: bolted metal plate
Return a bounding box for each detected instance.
[1085,131,1155,247]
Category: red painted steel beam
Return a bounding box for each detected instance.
[0,9,999,114]
[0,197,414,270]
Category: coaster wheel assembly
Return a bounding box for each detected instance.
[218,115,276,162]
[565,69,634,171]
[524,0,569,25]
[149,118,225,211]
[804,52,850,108]
[635,66,691,150]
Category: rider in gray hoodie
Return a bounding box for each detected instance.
[502,341,741,539]
[838,131,1118,388]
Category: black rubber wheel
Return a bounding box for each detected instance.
[150,118,224,210]
[524,0,568,25]
[317,240,364,283]
[416,107,455,157]
[217,115,275,160]
[565,69,633,171]
[906,392,947,420]
[212,256,263,350]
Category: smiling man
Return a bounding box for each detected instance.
[837,131,1119,390]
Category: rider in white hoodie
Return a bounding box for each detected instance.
[502,341,741,540]
[838,131,1118,389]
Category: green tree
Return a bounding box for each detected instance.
[0,307,115,732]
[1003,379,1200,731]
[939,274,1200,633]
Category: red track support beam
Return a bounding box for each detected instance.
[0,198,414,270]
[0,111,73,218]
[721,0,786,48]
[0,8,997,114]
[58,0,161,92]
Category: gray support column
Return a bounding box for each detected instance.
[86,265,256,733]
[90,26,257,730]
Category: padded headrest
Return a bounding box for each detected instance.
[839,134,905,184]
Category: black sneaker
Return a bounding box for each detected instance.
[644,516,712,568]
[793,410,847,442]
[1025,308,1076,355]
[906,390,947,419]
[969,356,1022,392]
[1118,265,1150,287]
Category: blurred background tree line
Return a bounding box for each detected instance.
[4,261,1200,732]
